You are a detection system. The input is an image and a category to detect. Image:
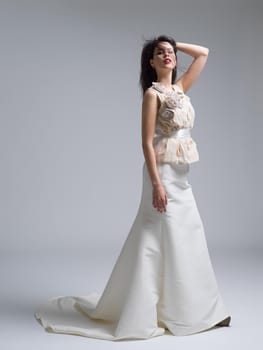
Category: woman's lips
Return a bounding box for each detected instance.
[163,58,172,64]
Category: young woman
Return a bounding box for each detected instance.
[35,35,231,341]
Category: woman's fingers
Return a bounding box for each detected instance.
[152,186,168,213]
[156,198,167,212]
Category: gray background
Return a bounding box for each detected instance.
[1,0,262,349]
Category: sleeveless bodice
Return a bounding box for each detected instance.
[150,82,199,164]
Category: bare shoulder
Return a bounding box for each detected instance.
[143,87,158,100]
[142,87,159,109]
[142,86,159,122]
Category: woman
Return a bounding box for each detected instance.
[35,35,231,341]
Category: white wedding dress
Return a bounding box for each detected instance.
[35,82,231,341]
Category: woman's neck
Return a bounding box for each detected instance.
[156,73,173,88]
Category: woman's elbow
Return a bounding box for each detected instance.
[142,141,153,155]
[203,47,209,56]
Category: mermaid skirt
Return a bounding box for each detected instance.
[35,161,231,340]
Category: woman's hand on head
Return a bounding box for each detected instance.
[152,183,168,213]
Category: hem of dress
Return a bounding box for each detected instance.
[163,314,232,337]
[34,310,231,341]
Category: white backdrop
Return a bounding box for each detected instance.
[1,0,262,256]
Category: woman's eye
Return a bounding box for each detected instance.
[156,51,174,55]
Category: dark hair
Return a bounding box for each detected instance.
[139,35,177,94]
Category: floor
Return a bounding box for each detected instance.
[1,248,262,350]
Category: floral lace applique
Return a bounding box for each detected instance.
[151,82,194,136]
[151,82,199,164]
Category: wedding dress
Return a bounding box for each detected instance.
[34,82,231,341]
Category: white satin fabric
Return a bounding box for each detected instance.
[35,160,231,341]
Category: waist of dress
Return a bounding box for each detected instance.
[155,127,192,139]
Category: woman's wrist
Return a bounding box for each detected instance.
[152,181,163,188]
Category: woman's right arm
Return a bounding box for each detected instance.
[141,89,167,213]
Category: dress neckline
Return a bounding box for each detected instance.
[152,81,184,94]
[152,81,190,101]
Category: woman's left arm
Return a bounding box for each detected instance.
[175,42,209,93]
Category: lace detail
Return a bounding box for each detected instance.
[152,82,194,136]
[151,82,199,164]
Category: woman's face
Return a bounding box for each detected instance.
[150,41,176,72]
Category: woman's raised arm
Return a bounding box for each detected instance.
[176,42,209,93]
